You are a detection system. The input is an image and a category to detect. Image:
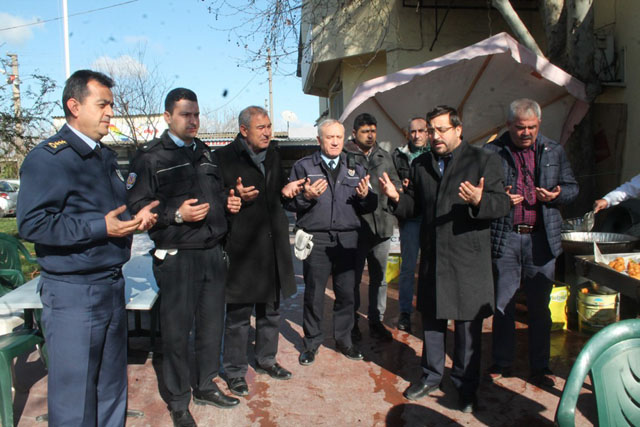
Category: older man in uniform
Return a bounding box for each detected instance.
[286,119,377,365]
[344,113,401,342]
[18,69,158,426]
[392,117,430,332]
[215,106,304,396]
[380,105,510,413]
[127,88,240,426]
[485,98,578,387]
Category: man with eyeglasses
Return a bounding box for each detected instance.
[379,105,510,413]
[484,98,578,388]
[392,117,430,332]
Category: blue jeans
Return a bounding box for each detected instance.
[398,218,421,314]
[491,230,555,371]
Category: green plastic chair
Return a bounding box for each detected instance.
[555,318,640,426]
[0,328,44,427]
[0,233,37,296]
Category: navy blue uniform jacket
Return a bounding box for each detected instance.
[18,124,132,280]
[285,150,378,231]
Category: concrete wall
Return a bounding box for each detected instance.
[304,1,546,120]
[594,0,640,185]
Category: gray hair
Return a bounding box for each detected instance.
[408,116,427,129]
[238,106,269,128]
[508,98,541,122]
[317,119,343,137]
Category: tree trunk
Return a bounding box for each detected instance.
[491,0,545,56]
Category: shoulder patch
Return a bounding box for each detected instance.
[126,172,137,190]
[43,140,69,154]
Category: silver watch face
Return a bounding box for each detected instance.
[175,210,183,223]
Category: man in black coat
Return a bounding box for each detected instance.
[215,106,304,397]
[379,106,510,413]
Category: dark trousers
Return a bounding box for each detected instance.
[353,227,390,323]
[302,230,358,351]
[491,230,555,372]
[40,275,127,427]
[420,310,483,397]
[153,246,226,411]
[223,302,280,378]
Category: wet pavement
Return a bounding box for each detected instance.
[10,256,599,426]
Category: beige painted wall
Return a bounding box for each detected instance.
[305,1,546,120]
[594,0,640,184]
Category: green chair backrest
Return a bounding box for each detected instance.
[556,318,640,426]
[0,233,36,292]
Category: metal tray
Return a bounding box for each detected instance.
[561,232,639,255]
[575,253,640,300]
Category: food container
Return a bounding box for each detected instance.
[561,232,639,255]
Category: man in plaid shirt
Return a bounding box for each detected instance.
[484,99,578,387]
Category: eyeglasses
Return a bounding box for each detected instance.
[427,126,454,136]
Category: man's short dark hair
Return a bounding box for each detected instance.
[426,105,462,128]
[62,70,114,118]
[353,113,377,131]
[165,88,198,114]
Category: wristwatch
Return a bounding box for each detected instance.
[174,209,184,224]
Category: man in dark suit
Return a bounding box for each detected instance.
[18,70,158,426]
[215,106,304,397]
[379,106,510,413]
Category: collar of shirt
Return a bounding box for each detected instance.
[66,123,98,150]
[507,139,536,154]
[168,131,195,149]
[320,153,340,168]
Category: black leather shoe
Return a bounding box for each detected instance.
[299,349,317,366]
[398,312,412,332]
[369,321,393,341]
[170,409,197,427]
[225,377,249,396]
[337,344,363,360]
[351,323,362,342]
[403,381,440,401]
[529,368,556,387]
[256,362,292,380]
[459,393,478,413]
[193,387,240,408]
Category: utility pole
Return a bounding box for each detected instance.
[7,53,23,155]
[266,48,274,121]
[62,0,71,78]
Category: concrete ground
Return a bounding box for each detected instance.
[10,248,598,426]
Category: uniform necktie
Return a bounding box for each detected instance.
[329,160,336,170]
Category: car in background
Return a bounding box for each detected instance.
[0,180,18,217]
[3,179,19,192]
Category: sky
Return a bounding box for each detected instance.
[0,0,319,137]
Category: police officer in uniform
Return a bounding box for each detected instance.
[286,119,377,365]
[126,88,240,427]
[18,69,159,426]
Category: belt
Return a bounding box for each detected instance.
[513,224,536,234]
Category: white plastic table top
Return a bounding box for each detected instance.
[0,233,158,312]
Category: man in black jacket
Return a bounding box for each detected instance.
[391,117,430,332]
[215,106,304,397]
[379,106,510,413]
[484,99,578,387]
[344,113,401,342]
[127,88,240,426]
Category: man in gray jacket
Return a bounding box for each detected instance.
[344,113,401,342]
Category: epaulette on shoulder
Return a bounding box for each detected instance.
[42,139,70,154]
[139,139,160,152]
